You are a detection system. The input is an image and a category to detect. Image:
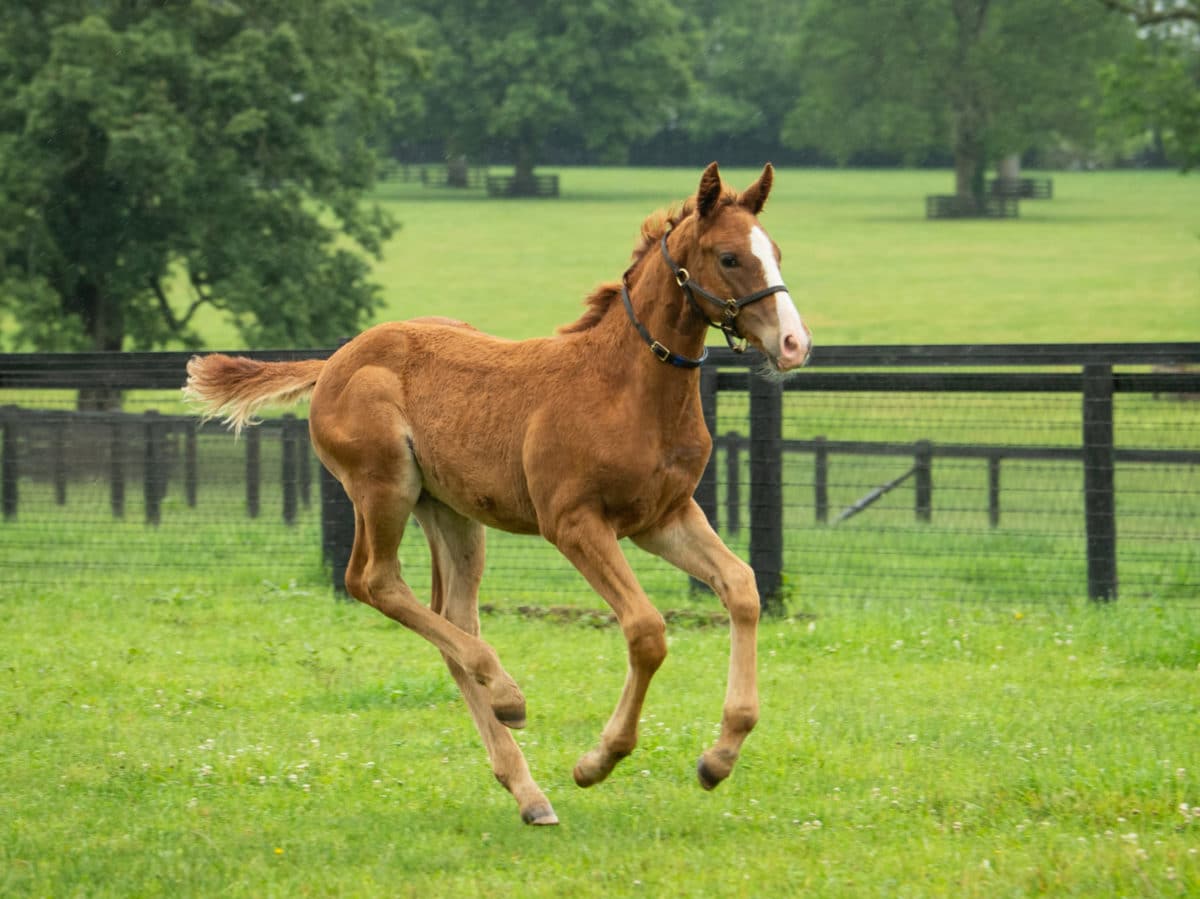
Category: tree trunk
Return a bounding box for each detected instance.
[949,0,991,213]
[512,142,538,196]
[74,278,124,411]
[952,106,988,212]
[953,151,982,209]
[446,153,469,188]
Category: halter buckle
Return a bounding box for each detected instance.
[674,267,689,288]
[649,340,671,363]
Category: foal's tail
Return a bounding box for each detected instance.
[183,354,326,434]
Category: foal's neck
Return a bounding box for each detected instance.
[623,255,711,367]
[586,254,710,430]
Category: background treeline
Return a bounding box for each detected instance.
[0,0,1195,357]
[379,0,1199,175]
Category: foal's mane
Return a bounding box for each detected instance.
[558,191,733,335]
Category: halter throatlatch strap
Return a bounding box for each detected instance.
[660,229,788,353]
[620,279,708,368]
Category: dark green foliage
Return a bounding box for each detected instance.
[383,0,692,183]
[784,0,1132,203]
[0,1,416,351]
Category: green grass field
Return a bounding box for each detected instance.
[185,167,1200,349]
[1,587,1197,896]
[2,168,1199,895]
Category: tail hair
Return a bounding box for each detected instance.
[183,354,325,434]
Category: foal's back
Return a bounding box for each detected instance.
[308,318,685,537]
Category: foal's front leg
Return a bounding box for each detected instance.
[634,501,761,789]
[548,510,668,787]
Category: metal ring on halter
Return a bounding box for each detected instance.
[656,221,789,360]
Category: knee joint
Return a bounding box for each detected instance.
[625,613,667,671]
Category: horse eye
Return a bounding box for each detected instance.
[719,253,738,269]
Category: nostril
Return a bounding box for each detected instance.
[783,333,800,355]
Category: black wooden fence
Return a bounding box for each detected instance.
[696,344,1200,604]
[0,407,313,525]
[2,343,1198,605]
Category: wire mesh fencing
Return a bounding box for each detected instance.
[1,346,1197,609]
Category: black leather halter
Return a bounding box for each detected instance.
[659,227,789,353]
[621,223,790,367]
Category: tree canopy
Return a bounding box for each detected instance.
[783,0,1132,205]
[1098,0,1200,169]
[387,0,692,188]
[0,0,414,353]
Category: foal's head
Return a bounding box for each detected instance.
[673,162,812,373]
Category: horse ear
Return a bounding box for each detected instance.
[740,163,774,215]
[697,161,723,218]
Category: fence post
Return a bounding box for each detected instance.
[725,432,742,536]
[914,440,933,522]
[245,426,260,519]
[320,463,354,596]
[184,426,198,507]
[110,416,125,519]
[1083,364,1118,601]
[988,455,1001,528]
[814,435,828,524]
[749,375,784,612]
[281,415,298,526]
[144,410,166,526]
[691,367,719,593]
[53,416,67,506]
[2,407,17,520]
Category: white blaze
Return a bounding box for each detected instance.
[749,226,807,356]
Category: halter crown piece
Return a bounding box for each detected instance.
[621,223,791,367]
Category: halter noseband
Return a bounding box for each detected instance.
[659,226,789,354]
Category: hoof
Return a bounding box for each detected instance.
[572,762,599,789]
[493,706,526,730]
[521,804,559,826]
[573,747,628,788]
[696,755,728,791]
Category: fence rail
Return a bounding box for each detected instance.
[2,344,1198,606]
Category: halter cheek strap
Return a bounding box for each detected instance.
[660,230,789,353]
[621,223,790,367]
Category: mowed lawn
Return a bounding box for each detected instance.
[189,166,1200,348]
[1,588,1197,897]
[2,169,1198,896]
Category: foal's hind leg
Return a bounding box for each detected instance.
[634,500,760,790]
[415,497,557,825]
[340,467,527,728]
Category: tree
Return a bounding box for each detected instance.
[649,0,808,167]
[785,0,1129,208]
[390,0,692,191]
[0,1,415,367]
[1097,1,1200,169]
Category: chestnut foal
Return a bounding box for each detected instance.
[184,163,811,825]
